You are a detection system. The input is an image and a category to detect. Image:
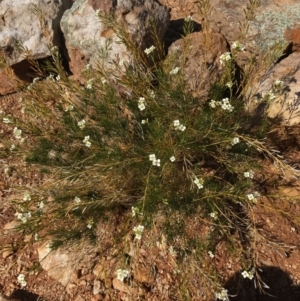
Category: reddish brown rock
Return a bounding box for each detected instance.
[284,27,300,52]
[169,30,229,99]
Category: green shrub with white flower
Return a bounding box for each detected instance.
[1,3,298,299]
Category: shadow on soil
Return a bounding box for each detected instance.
[10,289,40,301]
[225,266,300,301]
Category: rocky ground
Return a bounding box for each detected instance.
[1,0,300,300]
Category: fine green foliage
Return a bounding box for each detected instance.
[1,1,299,299]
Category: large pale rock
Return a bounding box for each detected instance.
[250,52,300,125]
[168,31,229,99]
[0,0,73,66]
[60,0,170,79]
[38,242,74,286]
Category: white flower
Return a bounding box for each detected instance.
[56,75,60,81]
[174,120,186,131]
[86,78,94,89]
[169,246,177,257]
[83,136,91,147]
[95,9,102,17]
[47,74,55,82]
[231,137,240,145]
[231,41,245,51]
[34,233,39,241]
[83,63,91,71]
[149,90,155,98]
[170,67,181,75]
[13,127,22,139]
[51,46,58,53]
[74,196,81,204]
[244,170,254,179]
[138,97,146,111]
[141,119,147,124]
[144,45,156,55]
[267,91,275,100]
[221,98,234,111]
[209,99,217,108]
[78,119,86,130]
[17,274,27,287]
[184,15,194,22]
[178,124,186,131]
[152,159,161,167]
[170,156,175,162]
[173,120,180,127]
[215,288,229,301]
[149,154,156,161]
[241,270,249,278]
[87,223,93,229]
[38,201,44,209]
[242,269,254,280]
[10,144,16,151]
[208,251,214,258]
[23,192,31,202]
[131,206,139,217]
[219,52,231,65]
[116,269,130,281]
[64,105,74,112]
[274,80,283,87]
[210,212,218,220]
[133,225,144,240]
[3,117,12,124]
[226,81,233,88]
[193,178,204,189]
[16,212,31,223]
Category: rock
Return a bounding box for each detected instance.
[284,26,300,52]
[0,0,73,66]
[250,52,300,125]
[168,31,229,98]
[38,242,74,286]
[112,278,136,294]
[93,280,102,295]
[0,0,73,95]
[60,0,170,80]
[0,72,15,95]
[209,0,300,51]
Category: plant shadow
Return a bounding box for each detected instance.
[225,266,300,301]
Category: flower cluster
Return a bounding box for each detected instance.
[173,120,186,131]
[16,212,31,223]
[3,117,12,123]
[244,170,254,179]
[83,136,91,147]
[78,119,86,130]
[215,288,229,301]
[13,127,22,139]
[138,97,146,111]
[208,251,214,258]
[133,225,144,240]
[86,78,94,90]
[246,192,260,203]
[131,206,140,217]
[17,274,27,287]
[184,15,194,22]
[116,269,130,281]
[231,41,245,51]
[149,154,160,166]
[170,67,181,75]
[74,196,81,204]
[209,98,234,112]
[144,45,156,55]
[210,212,218,220]
[193,177,204,189]
[231,137,240,145]
[23,192,31,201]
[219,52,231,65]
[241,269,255,280]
